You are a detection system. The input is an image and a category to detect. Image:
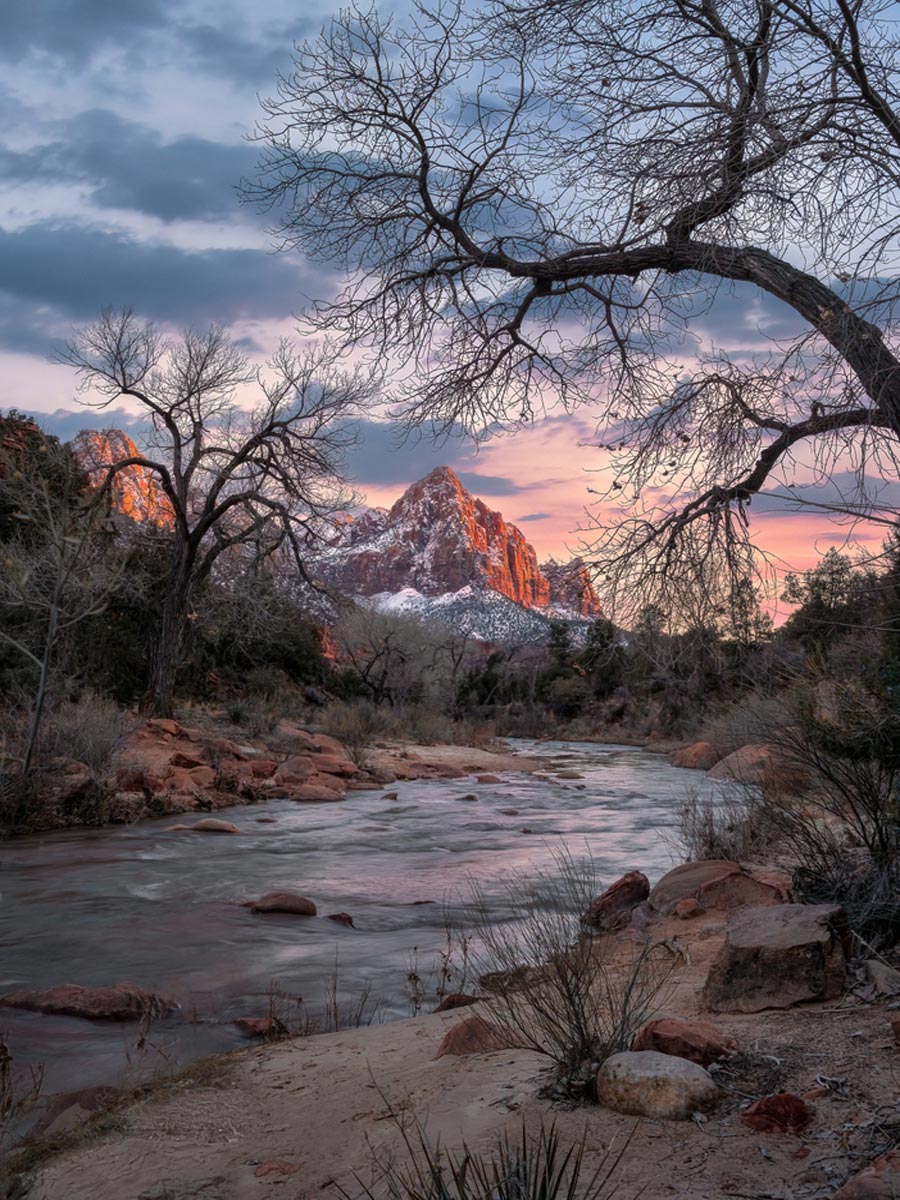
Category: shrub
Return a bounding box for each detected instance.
[38,691,133,777]
[463,850,672,1096]
[672,786,771,863]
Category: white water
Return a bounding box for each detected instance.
[0,739,710,1100]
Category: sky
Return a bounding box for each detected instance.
[0,0,892,591]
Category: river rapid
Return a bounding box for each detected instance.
[0,739,713,1102]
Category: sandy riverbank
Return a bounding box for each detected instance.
[11,902,898,1200]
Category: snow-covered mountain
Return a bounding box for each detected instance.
[312,467,602,642]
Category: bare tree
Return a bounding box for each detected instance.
[248,0,900,619]
[0,425,122,772]
[59,310,371,716]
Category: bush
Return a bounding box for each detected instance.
[318,699,393,766]
[463,850,672,1096]
[672,787,771,863]
[38,691,133,777]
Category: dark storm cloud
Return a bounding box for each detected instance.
[0,0,175,66]
[456,472,524,496]
[179,19,316,86]
[0,222,324,346]
[344,420,478,485]
[9,407,151,442]
[1,110,258,224]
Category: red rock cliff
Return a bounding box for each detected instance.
[73,430,173,528]
[316,467,602,615]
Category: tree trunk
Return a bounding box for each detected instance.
[22,594,60,775]
[141,568,193,718]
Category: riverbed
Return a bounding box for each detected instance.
[0,739,714,1101]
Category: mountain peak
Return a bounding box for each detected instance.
[314,468,602,620]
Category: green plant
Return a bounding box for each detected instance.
[344,1113,635,1200]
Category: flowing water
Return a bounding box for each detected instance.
[0,739,714,1102]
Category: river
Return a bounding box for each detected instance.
[0,739,713,1104]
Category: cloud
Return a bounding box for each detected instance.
[6,406,151,442]
[0,0,175,67]
[0,222,328,345]
[515,511,551,522]
[456,472,524,496]
[343,420,478,485]
[0,109,259,223]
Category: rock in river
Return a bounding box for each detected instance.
[246,891,317,916]
[0,983,172,1021]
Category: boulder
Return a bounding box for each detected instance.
[288,784,347,803]
[0,983,172,1021]
[632,1018,738,1066]
[144,718,181,738]
[670,742,720,770]
[168,750,208,769]
[595,1050,718,1120]
[673,898,704,920]
[164,765,217,792]
[434,1015,520,1058]
[273,755,315,785]
[741,1092,813,1134]
[433,993,480,1013]
[326,912,355,927]
[556,770,584,780]
[312,754,358,777]
[890,1014,900,1046]
[703,903,848,1013]
[584,871,650,931]
[247,891,317,916]
[648,860,790,915]
[165,818,239,833]
[707,743,807,793]
[476,774,501,784]
[864,959,900,996]
[832,1151,900,1199]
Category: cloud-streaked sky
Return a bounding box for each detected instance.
[0,0,890,589]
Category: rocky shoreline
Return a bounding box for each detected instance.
[3,714,543,835]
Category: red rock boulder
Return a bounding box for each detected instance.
[648,860,791,915]
[632,1018,738,1067]
[670,742,720,770]
[434,1015,520,1058]
[0,984,172,1021]
[273,755,315,785]
[707,743,808,793]
[164,818,238,833]
[703,903,848,1013]
[584,871,650,931]
[247,891,317,916]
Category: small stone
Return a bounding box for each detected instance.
[455,793,479,802]
[888,1014,900,1046]
[741,1093,813,1134]
[499,808,519,816]
[476,774,501,783]
[382,791,399,800]
[674,898,704,919]
[433,993,479,1013]
[326,912,354,927]
[831,1149,900,1198]
[255,1160,302,1178]
[595,1050,718,1120]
